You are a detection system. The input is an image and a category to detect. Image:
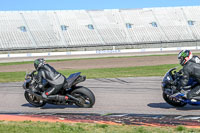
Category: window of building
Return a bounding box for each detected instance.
[151,22,158,27]
[19,26,27,32]
[126,23,132,29]
[88,24,94,30]
[188,20,195,26]
[61,25,68,31]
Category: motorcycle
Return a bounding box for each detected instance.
[23,70,95,108]
[162,67,200,107]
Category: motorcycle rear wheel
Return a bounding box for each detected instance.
[163,92,187,107]
[71,87,95,108]
[24,91,46,107]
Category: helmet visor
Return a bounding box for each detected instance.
[178,56,185,65]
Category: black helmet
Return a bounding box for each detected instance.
[34,58,45,70]
[178,50,192,66]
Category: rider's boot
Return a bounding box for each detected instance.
[187,86,200,102]
[187,91,198,102]
[180,90,187,98]
[42,92,48,101]
[191,99,197,102]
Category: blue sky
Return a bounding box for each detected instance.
[1,0,200,11]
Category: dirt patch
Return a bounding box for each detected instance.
[0,55,180,72]
[0,114,200,128]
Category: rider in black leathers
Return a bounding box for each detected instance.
[34,58,68,102]
[177,50,200,102]
[190,55,200,64]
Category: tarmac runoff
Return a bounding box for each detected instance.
[0,77,200,127]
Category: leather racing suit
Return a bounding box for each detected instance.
[178,59,200,100]
[190,55,200,64]
[36,64,67,101]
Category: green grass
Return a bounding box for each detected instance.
[0,121,199,133]
[0,64,180,82]
[0,71,26,82]
[60,64,180,78]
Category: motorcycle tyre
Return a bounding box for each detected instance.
[163,92,187,107]
[24,91,46,107]
[71,87,95,108]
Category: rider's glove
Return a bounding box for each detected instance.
[178,69,183,75]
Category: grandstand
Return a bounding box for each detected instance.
[0,6,200,50]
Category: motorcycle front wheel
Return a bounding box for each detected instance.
[71,87,95,108]
[24,91,46,107]
[162,92,187,107]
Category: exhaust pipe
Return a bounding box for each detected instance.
[26,90,81,102]
[66,94,81,102]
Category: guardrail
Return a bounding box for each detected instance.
[0,46,199,58]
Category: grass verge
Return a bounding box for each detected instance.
[0,121,199,133]
[0,64,180,82]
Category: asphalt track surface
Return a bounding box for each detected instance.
[1,77,200,116]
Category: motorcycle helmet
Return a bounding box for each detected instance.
[178,50,193,66]
[34,58,45,70]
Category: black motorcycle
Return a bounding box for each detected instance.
[23,70,95,108]
[162,67,200,107]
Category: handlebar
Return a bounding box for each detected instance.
[25,70,36,80]
[173,70,182,79]
[169,70,183,86]
[30,70,36,76]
